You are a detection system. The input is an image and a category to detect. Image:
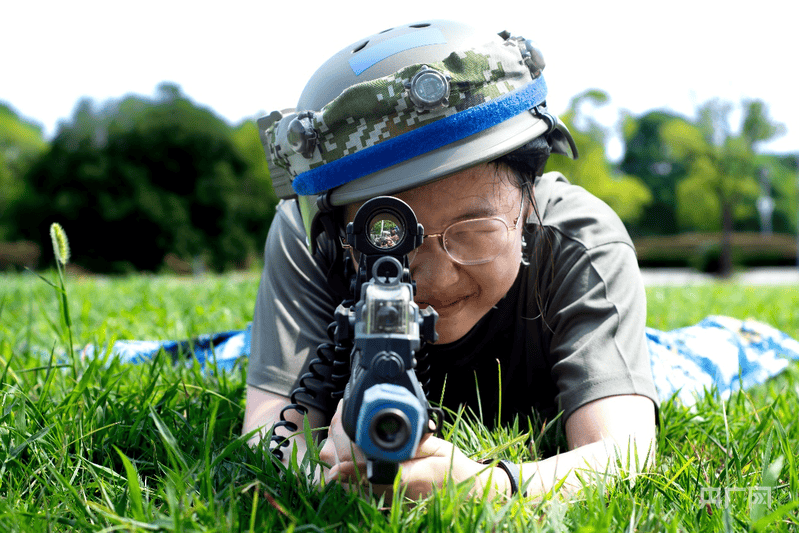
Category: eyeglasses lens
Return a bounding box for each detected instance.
[446,219,508,264]
[408,218,509,266]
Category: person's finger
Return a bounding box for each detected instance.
[330,399,343,423]
[326,461,374,495]
[413,434,452,458]
[318,437,338,467]
[324,462,342,484]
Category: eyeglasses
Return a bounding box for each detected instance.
[409,194,525,266]
[343,195,525,267]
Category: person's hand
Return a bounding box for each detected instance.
[318,400,509,501]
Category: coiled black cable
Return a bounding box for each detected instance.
[270,310,353,460]
[414,347,432,399]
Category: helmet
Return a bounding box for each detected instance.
[258,20,577,252]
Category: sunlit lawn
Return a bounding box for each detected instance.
[1,270,798,531]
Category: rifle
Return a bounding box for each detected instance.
[338,196,439,484]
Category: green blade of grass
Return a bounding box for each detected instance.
[148,404,189,472]
[114,445,146,522]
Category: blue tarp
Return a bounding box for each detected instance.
[80,316,799,406]
[647,316,799,405]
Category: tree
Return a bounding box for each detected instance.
[660,98,785,275]
[230,119,279,248]
[760,154,799,235]
[550,90,652,225]
[11,84,277,273]
[618,110,689,236]
[0,103,48,240]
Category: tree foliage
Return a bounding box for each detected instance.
[658,99,786,274]
[757,153,799,234]
[0,103,48,240]
[9,84,276,273]
[619,110,689,236]
[548,90,652,223]
[2,84,795,273]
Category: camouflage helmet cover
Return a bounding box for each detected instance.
[258,20,576,249]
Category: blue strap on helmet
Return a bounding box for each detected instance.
[291,76,548,197]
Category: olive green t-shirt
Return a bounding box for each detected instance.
[246,172,659,426]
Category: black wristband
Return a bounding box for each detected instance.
[481,459,526,497]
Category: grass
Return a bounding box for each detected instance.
[1,269,798,532]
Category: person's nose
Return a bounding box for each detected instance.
[410,236,461,289]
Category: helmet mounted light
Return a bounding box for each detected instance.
[405,66,451,112]
[286,112,319,159]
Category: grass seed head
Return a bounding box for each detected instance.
[50,222,71,265]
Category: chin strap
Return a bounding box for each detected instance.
[532,105,579,160]
[322,213,348,295]
[306,191,351,302]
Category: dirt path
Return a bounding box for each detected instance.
[640,267,799,286]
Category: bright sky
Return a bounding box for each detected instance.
[4,0,797,159]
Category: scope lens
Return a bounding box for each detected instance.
[366,213,404,250]
[370,408,411,450]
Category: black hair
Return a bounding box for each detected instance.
[492,135,554,323]
[492,134,552,249]
[494,135,552,184]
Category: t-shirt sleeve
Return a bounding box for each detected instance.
[535,174,659,422]
[246,199,339,404]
